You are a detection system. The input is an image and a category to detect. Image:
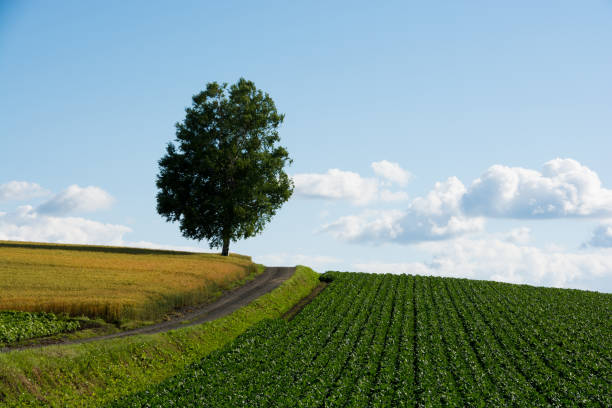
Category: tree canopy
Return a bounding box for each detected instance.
[156,78,293,256]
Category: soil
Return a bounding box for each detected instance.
[282,282,327,321]
[1,266,295,353]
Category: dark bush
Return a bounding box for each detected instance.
[319,272,337,283]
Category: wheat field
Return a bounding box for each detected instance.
[0,241,259,322]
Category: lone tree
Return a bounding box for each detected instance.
[156,78,293,256]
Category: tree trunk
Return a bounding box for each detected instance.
[221,236,230,256]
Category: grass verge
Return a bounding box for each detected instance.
[0,265,319,407]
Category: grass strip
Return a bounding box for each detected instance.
[0,265,319,407]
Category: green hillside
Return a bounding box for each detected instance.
[112,272,612,407]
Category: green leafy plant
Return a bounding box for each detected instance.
[0,311,80,345]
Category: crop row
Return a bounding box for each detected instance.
[0,310,80,344]
[111,272,611,407]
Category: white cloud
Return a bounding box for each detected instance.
[503,227,531,244]
[354,235,612,291]
[321,176,484,244]
[321,210,406,243]
[37,185,115,215]
[584,221,612,248]
[0,205,131,245]
[321,209,483,244]
[298,158,612,217]
[412,176,466,216]
[379,189,410,202]
[321,158,612,245]
[293,169,379,204]
[462,158,612,218]
[0,181,49,202]
[292,168,408,205]
[371,160,412,186]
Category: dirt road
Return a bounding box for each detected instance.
[1,266,295,352]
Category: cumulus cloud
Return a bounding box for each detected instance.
[293,169,378,204]
[462,158,612,218]
[583,221,612,248]
[354,236,612,291]
[379,190,410,202]
[412,176,466,216]
[301,158,612,217]
[292,168,409,205]
[321,158,612,245]
[37,185,115,215]
[0,205,131,245]
[321,176,483,244]
[371,160,412,186]
[0,181,49,201]
[321,210,406,242]
[321,179,485,245]
[503,227,531,244]
[322,211,483,244]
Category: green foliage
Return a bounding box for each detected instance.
[0,311,80,345]
[318,271,339,282]
[156,78,293,255]
[111,272,612,407]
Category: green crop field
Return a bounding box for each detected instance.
[0,311,80,345]
[112,272,612,407]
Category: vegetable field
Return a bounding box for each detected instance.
[0,310,80,345]
[112,272,612,407]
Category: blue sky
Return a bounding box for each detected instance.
[1,1,612,292]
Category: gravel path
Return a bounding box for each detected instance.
[1,266,295,352]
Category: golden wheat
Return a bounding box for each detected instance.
[0,240,257,322]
